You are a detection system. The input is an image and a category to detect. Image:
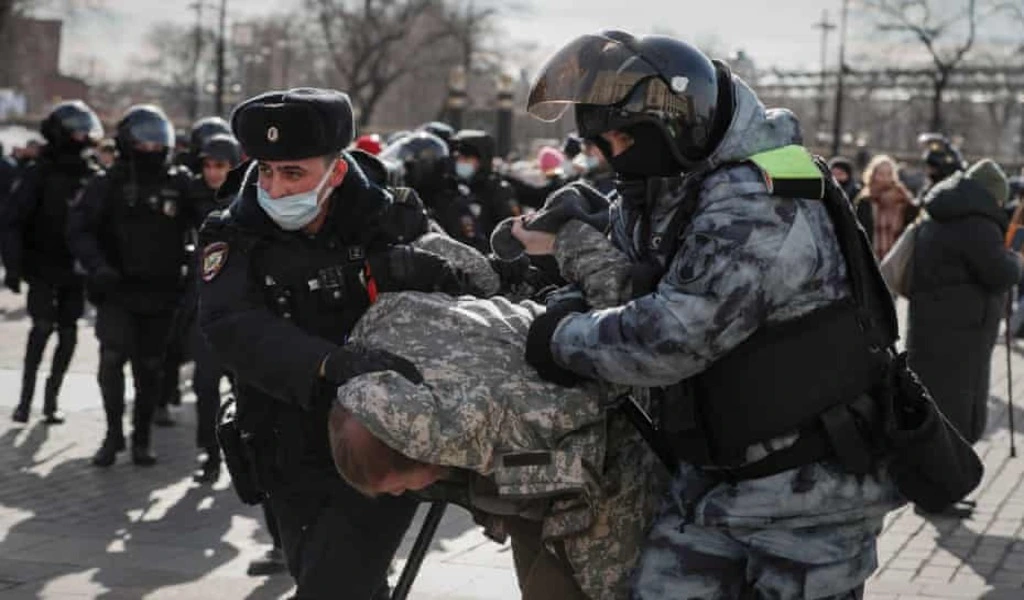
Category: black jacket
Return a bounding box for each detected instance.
[67,161,199,312]
[907,172,1021,443]
[0,150,98,284]
[198,153,453,472]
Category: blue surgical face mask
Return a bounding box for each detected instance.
[584,155,601,171]
[455,161,477,181]
[256,160,337,231]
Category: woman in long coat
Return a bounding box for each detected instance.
[908,159,1022,444]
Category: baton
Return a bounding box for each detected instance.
[1007,294,1017,458]
[391,502,447,600]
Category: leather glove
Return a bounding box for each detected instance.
[367,245,470,296]
[321,342,424,387]
[525,296,589,387]
[4,272,21,294]
[491,181,612,261]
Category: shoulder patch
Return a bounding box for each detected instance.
[202,241,229,282]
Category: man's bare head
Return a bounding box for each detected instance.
[328,404,446,497]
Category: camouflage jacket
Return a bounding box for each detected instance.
[337,221,664,600]
[549,75,902,529]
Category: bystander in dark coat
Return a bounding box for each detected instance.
[908,159,1022,443]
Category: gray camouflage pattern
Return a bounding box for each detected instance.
[554,220,633,310]
[335,217,676,599]
[543,74,901,597]
[411,231,501,297]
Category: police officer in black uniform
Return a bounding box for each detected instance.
[177,116,232,173]
[3,100,103,424]
[68,104,199,467]
[187,132,242,483]
[381,131,490,251]
[451,129,522,232]
[198,88,470,599]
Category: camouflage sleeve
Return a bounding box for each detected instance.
[554,220,633,310]
[550,189,806,387]
[411,231,501,296]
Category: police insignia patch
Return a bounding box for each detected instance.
[202,242,229,282]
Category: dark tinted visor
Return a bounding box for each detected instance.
[527,33,660,122]
[61,111,103,142]
[129,117,175,148]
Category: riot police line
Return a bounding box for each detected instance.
[0,29,1007,600]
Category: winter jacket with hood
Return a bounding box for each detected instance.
[547,74,902,595]
[908,170,1021,443]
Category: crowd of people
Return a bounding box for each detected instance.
[0,28,1022,600]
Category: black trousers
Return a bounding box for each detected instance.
[19,278,84,412]
[267,466,418,600]
[191,320,225,455]
[95,304,174,447]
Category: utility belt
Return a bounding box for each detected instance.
[217,392,334,504]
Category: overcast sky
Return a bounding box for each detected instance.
[52,0,1006,81]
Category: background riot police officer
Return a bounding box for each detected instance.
[199,88,470,599]
[68,104,199,467]
[188,132,241,484]
[2,100,103,424]
[176,116,232,173]
[381,131,490,251]
[451,129,522,234]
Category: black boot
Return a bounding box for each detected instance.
[92,434,126,467]
[131,444,158,467]
[16,322,53,423]
[42,378,65,424]
[193,454,221,484]
[11,404,29,423]
[43,326,76,425]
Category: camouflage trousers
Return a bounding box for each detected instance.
[631,509,882,599]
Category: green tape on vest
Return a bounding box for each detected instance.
[748,145,824,200]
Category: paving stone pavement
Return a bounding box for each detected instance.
[0,287,1021,599]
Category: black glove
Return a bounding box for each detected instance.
[91,265,121,291]
[4,272,21,294]
[321,343,424,387]
[367,245,469,296]
[525,297,588,387]
[491,181,612,262]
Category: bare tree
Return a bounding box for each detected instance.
[136,22,217,121]
[305,0,463,128]
[861,0,980,132]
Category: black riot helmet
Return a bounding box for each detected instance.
[420,121,455,148]
[190,116,231,153]
[918,133,965,184]
[527,30,734,175]
[452,129,495,174]
[199,133,242,167]
[115,104,175,166]
[40,100,104,150]
[379,131,451,195]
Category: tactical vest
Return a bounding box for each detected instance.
[654,145,899,479]
[105,167,192,290]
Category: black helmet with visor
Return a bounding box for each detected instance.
[527,30,733,174]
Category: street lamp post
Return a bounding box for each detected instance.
[830,0,850,158]
[446,65,467,130]
[813,10,836,136]
[214,0,228,117]
[495,72,514,159]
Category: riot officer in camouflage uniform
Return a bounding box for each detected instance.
[68,105,200,467]
[516,31,903,598]
[3,101,103,424]
[198,88,474,599]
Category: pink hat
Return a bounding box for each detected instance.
[538,146,566,175]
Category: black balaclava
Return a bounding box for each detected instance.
[606,122,683,180]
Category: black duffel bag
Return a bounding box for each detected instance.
[881,352,984,512]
